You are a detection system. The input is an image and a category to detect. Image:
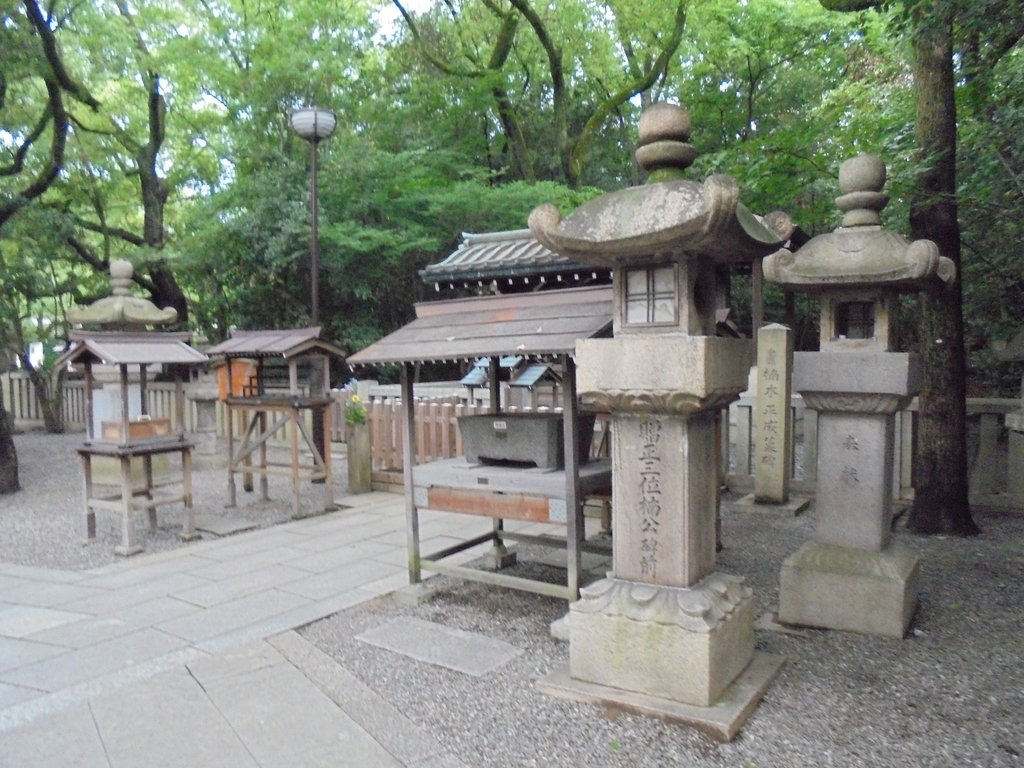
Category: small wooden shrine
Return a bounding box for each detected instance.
[205,327,345,517]
[59,260,208,556]
[348,286,614,601]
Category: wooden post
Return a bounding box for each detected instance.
[84,361,94,442]
[119,364,130,445]
[259,410,269,500]
[290,406,301,517]
[562,355,583,601]
[488,357,501,414]
[487,356,512,565]
[82,453,95,539]
[225,400,237,507]
[401,363,421,584]
[139,364,149,416]
[322,401,334,510]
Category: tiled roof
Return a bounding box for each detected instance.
[206,327,345,359]
[420,230,593,285]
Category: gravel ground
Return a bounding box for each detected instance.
[302,502,1024,767]
[4,431,1022,766]
[0,430,351,570]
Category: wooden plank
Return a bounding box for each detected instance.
[425,486,551,522]
[420,560,571,601]
[414,457,612,498]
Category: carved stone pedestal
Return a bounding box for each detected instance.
[570,574,754,707]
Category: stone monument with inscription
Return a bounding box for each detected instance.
[763,154,955,637]
[529,103,786,740]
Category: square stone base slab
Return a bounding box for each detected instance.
[193,513,258,536]
[779,541,920,638]
[732,494,811,515]
[537,653,784,743]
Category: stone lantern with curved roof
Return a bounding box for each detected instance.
[59,259,206,556]
[529,103,786,740]
[763,153,954,638]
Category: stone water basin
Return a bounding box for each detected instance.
[458,412,597,469]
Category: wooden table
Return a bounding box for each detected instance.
[410,457,612,600]
[223,395,333,518]
[79,437,197,556]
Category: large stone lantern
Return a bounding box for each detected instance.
[763,154,955,637]
[529,103,786,739]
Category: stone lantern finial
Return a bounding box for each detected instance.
[67,258,178,329]
[108,259,135,297]
[836,153,890,227]
[635,103,697,183]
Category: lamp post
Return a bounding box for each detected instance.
[291,107,336,482]
[290,106,337,325]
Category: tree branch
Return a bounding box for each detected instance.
[0,79,67,229]
[72,216,147,246]
[391,0,484,77]
[22,0,100,110]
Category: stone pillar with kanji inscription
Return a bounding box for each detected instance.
[529,103,788,740]
[754,323,793,503]
[763,154,955,638]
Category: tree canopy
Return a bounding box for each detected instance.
[1,0,1022,520]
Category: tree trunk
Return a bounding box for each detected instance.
[0,392,19,495]
[906,10,979,535]
[20,358,63,433]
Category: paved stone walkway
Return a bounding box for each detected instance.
[0,492,491,767]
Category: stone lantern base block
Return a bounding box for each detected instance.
[778,541,920,638]
[537,653,784,743]
[567,574,756,708]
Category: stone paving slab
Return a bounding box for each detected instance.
[0,563,86,584]
[170,563,310,608]
[90,665,261,768]
[277,559,399,601]
[185,545,310,580]
[270,631,469,768]
[193,512,259,536]
[193,589,370,655]
[357,617,523,677]
[26,596,200,650]
[0,605,91,638]
[189,641,404,768]
[0,702,111,768]
[0,636,68,674]
[80,554,220,588]
[0,647,207,734]
[58,571,210,615]
[0,681,40,710]
[281,540,397,573]
[0,627,188,692]
[0,580,103,609]
[156,588,311,644]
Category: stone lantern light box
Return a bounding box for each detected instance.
[763,154,955,637]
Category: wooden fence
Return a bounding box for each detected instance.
[3,371,1020,504]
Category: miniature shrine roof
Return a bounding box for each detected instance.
[348,286,613,366]
[57,331,208,367]
[420,230,607,287]
[206,327,345,360]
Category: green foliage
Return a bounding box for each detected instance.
[1,0,1021,395]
